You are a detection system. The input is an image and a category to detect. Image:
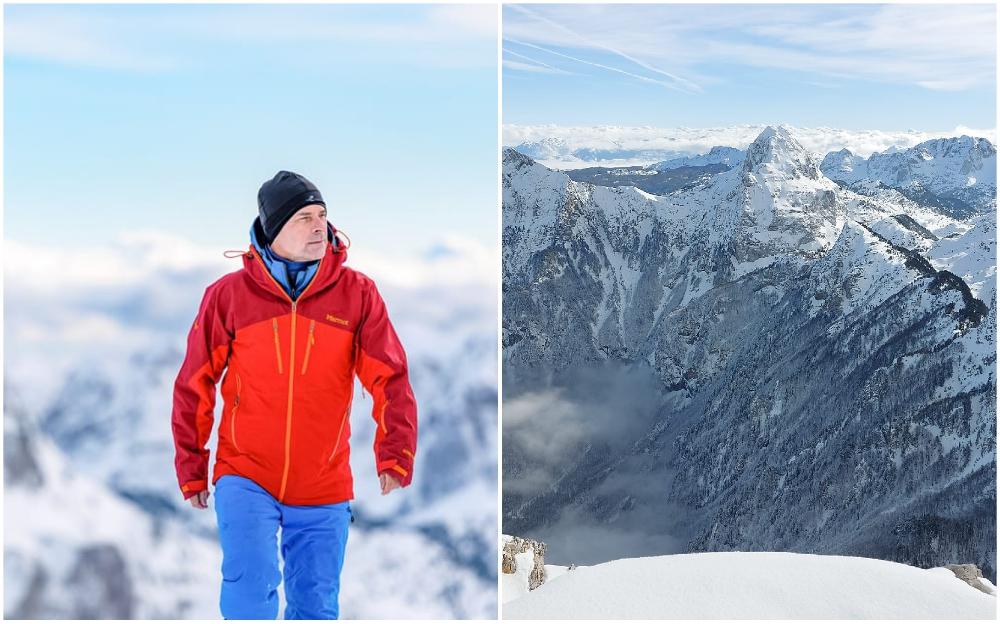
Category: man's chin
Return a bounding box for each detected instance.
[304,244,326,260]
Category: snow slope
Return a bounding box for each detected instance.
[503,551,997,619]
[4,397,221,618]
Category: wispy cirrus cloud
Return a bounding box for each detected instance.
[3,11,178,71]
[502,3,996,92]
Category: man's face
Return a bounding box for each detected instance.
[271,204,328,262]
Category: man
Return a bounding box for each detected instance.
[171,170,417,620]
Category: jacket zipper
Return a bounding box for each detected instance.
[328,328,359,464]
[251,249,324,503]
[328,348,357,465]
[379,399,389,434]
[354,331,367,399]
[272,318,284,374]
[300,319,316,375]
[278,302,298,501]
[230,373,242,452]
[327,405,351,464]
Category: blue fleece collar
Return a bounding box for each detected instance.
[249,221,320,300]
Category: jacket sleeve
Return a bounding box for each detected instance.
[355,280,418,487]
[171,282,232,500]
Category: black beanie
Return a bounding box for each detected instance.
[257,170,326,243]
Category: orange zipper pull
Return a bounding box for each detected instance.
[272,318,284,374]
[301,319,316,375]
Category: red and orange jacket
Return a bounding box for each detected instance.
[171,223,417,505]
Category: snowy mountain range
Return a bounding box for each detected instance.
[821,136,997,219]
[504,123,997,170]
[4,237,498,619]
[502,126,996,582]
[649,145,745,172]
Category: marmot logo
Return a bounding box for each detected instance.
[326,314,349,326]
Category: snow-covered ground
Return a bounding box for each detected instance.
[503,551,997,619]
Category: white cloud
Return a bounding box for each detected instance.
[3,231,231,296]
[5,228,496,296]
[426,4,497,41]
[168,5,496,45]
[3,229,497,370]
[347,234,498,291]
[4,12,177,71]
[18,313,143,346]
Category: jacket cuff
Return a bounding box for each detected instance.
[376,456,413,487]
[180,479,208,499]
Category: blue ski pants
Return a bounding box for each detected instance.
[213,475,352,620]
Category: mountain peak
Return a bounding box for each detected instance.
[911,135,996,160]
[503,147,538,169]
[743,125,821,180]
[819,134,997,217]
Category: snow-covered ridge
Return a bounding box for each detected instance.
[649,145,744,172]
[503,551,997,619]
[821,135,996,217]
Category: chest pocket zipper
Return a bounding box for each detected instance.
[301,319,316,375]
[231,373,242,452]
[272,318,284,374]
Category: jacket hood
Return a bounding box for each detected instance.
[245,216,348,301]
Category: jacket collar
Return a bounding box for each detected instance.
[244,216,348,302]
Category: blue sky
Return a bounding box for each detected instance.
[503,3,996,131]
[5,4,498,253]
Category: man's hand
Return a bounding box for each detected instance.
[379,472,401,496]
[188,490,210,509]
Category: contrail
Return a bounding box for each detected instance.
[503,47,571,74]
[507,4,703,94]
[505,37,692,93]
